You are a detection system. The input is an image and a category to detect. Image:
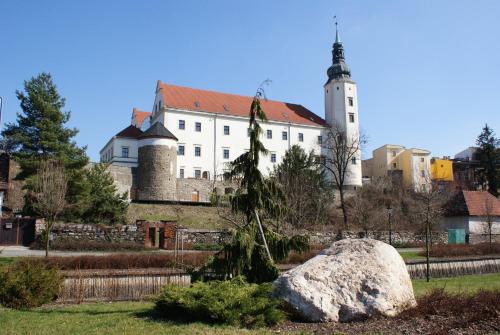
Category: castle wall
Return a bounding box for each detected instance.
[137,144,177,201]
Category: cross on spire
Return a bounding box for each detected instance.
[333,16,341,44]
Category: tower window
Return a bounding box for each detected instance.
[267,130,272,139]
[177,145,185,156]
[392,163,397,169]
[336,86,339,90]
[420,157,425,162]
[349,113,355,123]
[392,151,397,157]
[421,170,425,177]
[317,136,323,145]
[351,157,357,165]
[179,120,185,130]
[194,146,201,157]
[282,131,288,141]
[121,146,129,158]
[223,148,230,159]
[271,153,277,163]
[348,97,354,107]
[179,168,185,179]
[195,122,201,132]
[298,133,304,142]
[224,125,230,135]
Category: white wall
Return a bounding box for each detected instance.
[155,108,322,179]
[468,217,500,234]
[100,137,139,167]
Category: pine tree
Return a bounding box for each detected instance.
[1,73,89,213]
[211,83,309,283]
[81,163,129,224]
[476,124,500,196]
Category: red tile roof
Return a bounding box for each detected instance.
[115,125,143,139]
[445,190,500,216]
[132,108,151,128]
[157,82,327,127]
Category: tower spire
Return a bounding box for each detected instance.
[326,17,351,83]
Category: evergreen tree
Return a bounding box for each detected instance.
[476,124,500,196]
[81,164,129,224]
[1,73,89,215]
[211,83,309,283]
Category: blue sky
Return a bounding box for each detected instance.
[1,0,499,161]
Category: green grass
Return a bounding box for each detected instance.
[1,273,499,334]
[0,301,274,335]
[413,273,500,297]
[0,257,16,268]
[398,251,425,261]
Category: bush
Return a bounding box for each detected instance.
[36,252,214,270]
[421,243,500,258]
[191,242,222,251]
[155,277,284,328]
[0,260,62,309]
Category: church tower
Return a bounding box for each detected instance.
[323,24,362,188]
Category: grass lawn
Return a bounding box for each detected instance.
[0,257,16,268]
[0,301,273,335]
[398,251,425,261]
[0,273,499,335]
[412,273,500,296]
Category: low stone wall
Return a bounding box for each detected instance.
[176,179,236,203]
[182,228,231,246]
[308,231,448,246]
[49,223,144,245]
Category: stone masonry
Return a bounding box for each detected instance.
[137,145,177,201]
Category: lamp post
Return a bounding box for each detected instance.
[387,205,393,246]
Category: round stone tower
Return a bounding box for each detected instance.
[137,122,178,201]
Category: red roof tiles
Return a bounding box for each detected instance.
[132,108,151,128]
[445,191,500,216]
[157,82,327,127]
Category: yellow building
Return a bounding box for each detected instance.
[362,144,431,190]
[430,158,454,182]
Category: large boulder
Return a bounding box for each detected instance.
[273,238,416,322]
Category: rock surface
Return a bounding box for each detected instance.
[273,238,416,322]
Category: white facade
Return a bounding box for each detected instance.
[99,136,139,167]
[151,107,323,179]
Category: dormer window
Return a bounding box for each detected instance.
[194,101,200,108]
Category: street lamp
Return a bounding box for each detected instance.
[387,205,393,246]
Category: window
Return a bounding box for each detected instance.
[421,170,425,177]
[271,153,277,163]
[282,131,288,141]
[392,151,397,157]
[223,148,230,159]
[121,146,129,158]
[179,168,185,179]
[194,169,201,179]
[195,122,201,132]
[349,113,355,123]
[177,145,185,156]
[392,162,397,169]
[195,146,201,157]
[298,133,304,142]
[267,130,272,139]
[317,136,323,145]
[179,120,185,130]
[348,97,354,106]
[351,157,357,165]
[420,157,425,163]
[224,125,230,135]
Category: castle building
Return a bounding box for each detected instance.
[100,27,362,202]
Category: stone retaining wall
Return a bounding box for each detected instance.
[308,231,448,246]
[49,223,144,245]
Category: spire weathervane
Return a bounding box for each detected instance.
[333,15,341,44]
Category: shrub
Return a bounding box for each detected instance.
[420,243,500,258]
[191,242,222,251]
[399,288,500,326]
[155,277,284,328]
[0,260,62,309]
[37,252,214,270]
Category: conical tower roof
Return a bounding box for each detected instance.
[138,122,178,140]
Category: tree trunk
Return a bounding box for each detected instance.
[45,221,51,257]
[255,210,273,263]
[425,221,430,282]
[339,188,348,229]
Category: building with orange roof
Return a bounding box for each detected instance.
[99,26,362,202]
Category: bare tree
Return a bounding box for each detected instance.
[32,160,67,257]
[321,122,366,229]
[483,196,495,246]
[412,179,449,282]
